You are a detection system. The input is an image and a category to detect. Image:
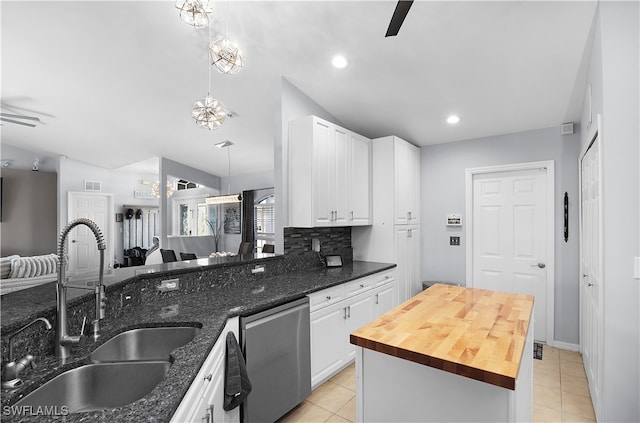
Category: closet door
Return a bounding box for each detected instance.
[580,130,603,418]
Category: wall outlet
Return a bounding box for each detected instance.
[450,236,460,246]
[157,278,180,292]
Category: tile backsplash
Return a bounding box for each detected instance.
[283,226,353,272]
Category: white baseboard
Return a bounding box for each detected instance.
[548,340,580,352]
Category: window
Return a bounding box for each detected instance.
[174,199,218,236]
[255,194,275,252]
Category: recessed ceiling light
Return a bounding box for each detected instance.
[331,55,350,69]
[446,115,461,124]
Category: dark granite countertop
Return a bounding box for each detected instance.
[1,259,395,422]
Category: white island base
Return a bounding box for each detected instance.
[354,337,533,422]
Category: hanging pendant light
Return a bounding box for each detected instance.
[175,0,213,28]
[192,95,227,130]
[209,36,244,75]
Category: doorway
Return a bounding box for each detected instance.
[67,192,114,276]
[465,161,555,343]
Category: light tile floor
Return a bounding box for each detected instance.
[278,345,596,423]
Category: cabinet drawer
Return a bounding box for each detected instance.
[308,284,345,312]
[345,276,375,298]
[373,270,395,287]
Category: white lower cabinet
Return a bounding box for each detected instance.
[171,317,240,423]
[309,270,397,388]
[309,302,349,387]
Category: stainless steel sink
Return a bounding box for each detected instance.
[14,361,172,413]
[90,325,201,362]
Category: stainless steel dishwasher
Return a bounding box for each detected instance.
[240,296,311,423]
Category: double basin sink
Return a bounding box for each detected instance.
[13,325,201,414]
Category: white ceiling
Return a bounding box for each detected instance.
[1,1,597,177]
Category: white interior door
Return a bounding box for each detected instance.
[67,192,114,276]
[580,125,603,416]
[467,162,553,342]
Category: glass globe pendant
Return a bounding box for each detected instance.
[175,0,213,28]
[209,36,244,75]
[192,95,226,130]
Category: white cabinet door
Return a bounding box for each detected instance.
[395,225,421,302]
[344,292,376,361]
[374,280,397,316]
[310,303,348,388]
[394,138,421,225]
[312,119,334,226]
[407,225,421,298]
[171,318,240,423]
[349,133,372,225]
[333,126,350,225]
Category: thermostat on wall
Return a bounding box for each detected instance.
[446,214,462,227]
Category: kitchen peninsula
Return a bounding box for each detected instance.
[1,254,395,422]
[350,284,534,422]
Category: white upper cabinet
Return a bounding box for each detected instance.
[349,132,373,225]
[393,138,421,225]
[289,116,372,227]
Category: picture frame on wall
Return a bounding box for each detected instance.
[223,203,241,234]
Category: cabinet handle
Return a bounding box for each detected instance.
[407,211,411,221]
[359,284,365,288]
[343,307,348,319]
[375,293,379,304]
[326,295,332,300]
[408,229,412,238]
[350,211,354,221]
[347,305,351,319]
[204,373,212,382]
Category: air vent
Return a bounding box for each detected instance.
[560,122,574,135]
[84,180,102,192]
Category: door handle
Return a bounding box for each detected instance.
[71,240,77,243]
[531,262,546,269]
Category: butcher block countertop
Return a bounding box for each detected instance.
[350,284,534,390]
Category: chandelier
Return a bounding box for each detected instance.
[152,180,174,198]
[176,0,242,131]
[192,95,227,130]
[175,0,213,28]
[209,36,244,75]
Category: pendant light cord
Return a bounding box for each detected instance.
[227,146,232,194]
[207,21,212,95]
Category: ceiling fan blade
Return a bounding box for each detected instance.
[0,117,37,127]
[385,1,414,37]
[0,112,40,122]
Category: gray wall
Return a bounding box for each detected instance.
[274,77,341,253]
[421,127,582,345]
[0,168,57,256]
[580,2,639,421]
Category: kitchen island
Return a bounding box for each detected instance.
[350,283,534,422]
